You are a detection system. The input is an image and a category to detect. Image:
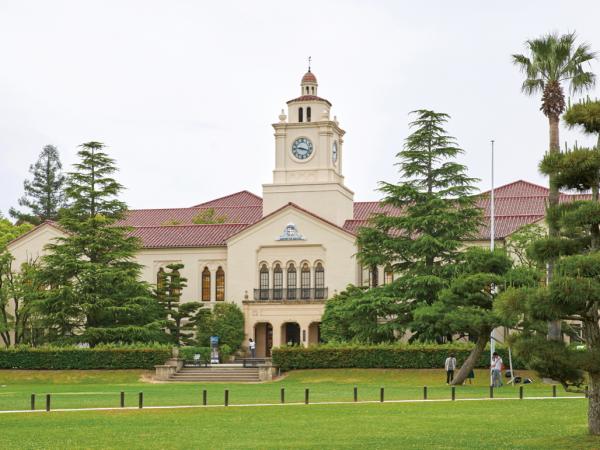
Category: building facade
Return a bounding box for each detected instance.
[8,70,559,356]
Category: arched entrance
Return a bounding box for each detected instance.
[281,322,301,346]
[253,322,273,357]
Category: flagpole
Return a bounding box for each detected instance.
[490,139,495,387]
[490,139,495,252]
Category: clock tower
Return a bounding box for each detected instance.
[262,69,354,226]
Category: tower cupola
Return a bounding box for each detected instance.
[300,69,318,96]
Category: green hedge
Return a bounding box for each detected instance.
[0,345,171,369]
[272,343,524,371]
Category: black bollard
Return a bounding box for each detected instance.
[281,387,285,404]
[423,386,428,400]
[31,394,35,411]
[489,385,494,399]
[138,392,143,409]
[380,387,384,403]
[224,389,229,407]
[519,386,523,400]
[305,388,309,405]
[120,391,125,408]
[353,386,358,402]
[451,386,456,401]
[553,385,557,398]
[46,394,51,412]
[203,389,207,406]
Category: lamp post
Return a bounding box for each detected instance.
[490,139,495,252]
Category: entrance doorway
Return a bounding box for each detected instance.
[254,322,273,357]
[282,322,301,346]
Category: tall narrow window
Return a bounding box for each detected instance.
[287,264,297,300]
[201,267,211,301]
[215,266,225,301]
[301,263,311,299]
[314,263,325,299]
[273,264,283,300]
[307,107,311,122]
[156,267,165,291]
[298,107,303,122]
[259,264,269,300]
[384,265,394,285]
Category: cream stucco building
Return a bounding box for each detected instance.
[7,69,559,356]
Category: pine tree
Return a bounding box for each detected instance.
[156,264,204,346]
[38,142,164,345]
[356,110,481,339]
[10,145,65,225]
[496,142,600,434]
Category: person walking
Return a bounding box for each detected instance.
[444,353,457,384]
[249,338,256,358]
[491,352,503,387]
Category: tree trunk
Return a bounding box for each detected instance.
[451,331,489,385]
[547,114,562,341]
[588,372,600,435]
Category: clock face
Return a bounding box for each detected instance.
[332,141,338,164]
[291,137,313,160]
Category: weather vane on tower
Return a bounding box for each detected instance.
[308,56,312,72]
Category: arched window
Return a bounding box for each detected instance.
[273,264,283,300]
[201,267,211,301]
[298,107,303,122]
[216,266,225,301]
[259,264,269,300]
[311,86,314,94]
[156,267,165,290]
[287,264,297,300]
[301,263,311,299]
[384,265,394,285]
[314,263,325,299]
[307,107,311,122]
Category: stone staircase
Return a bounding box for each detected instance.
[168,364,261,382]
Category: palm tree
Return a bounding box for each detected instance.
[513,32,596,340]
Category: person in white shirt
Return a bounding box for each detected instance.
[249,338,256,358]
[444,353,457,384]
[491,352,503,387]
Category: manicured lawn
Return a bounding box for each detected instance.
[0,369,595,448]
[0,399,596,449]
[0,368,579,411]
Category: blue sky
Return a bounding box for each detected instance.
[1,0,600,215]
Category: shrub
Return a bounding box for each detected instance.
[179,346,211,362]
[195,303,245,351]
[272,343,523,371]
[0,344,171,369]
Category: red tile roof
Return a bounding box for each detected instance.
[302,71,317,83]
[347,180,590,240]
[130,223,250,248]
[192,190,262,208]
[120,205,262,227]
[286,95,332,106]
[29,179,582,250]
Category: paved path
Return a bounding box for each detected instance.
[0,395,585,415]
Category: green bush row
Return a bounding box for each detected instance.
[0,345,171,369]
[272,343,524,371]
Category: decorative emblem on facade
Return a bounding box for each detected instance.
[277,223,305,241]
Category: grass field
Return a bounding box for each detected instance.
[0,368,580,411]
[0,369,596,449]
